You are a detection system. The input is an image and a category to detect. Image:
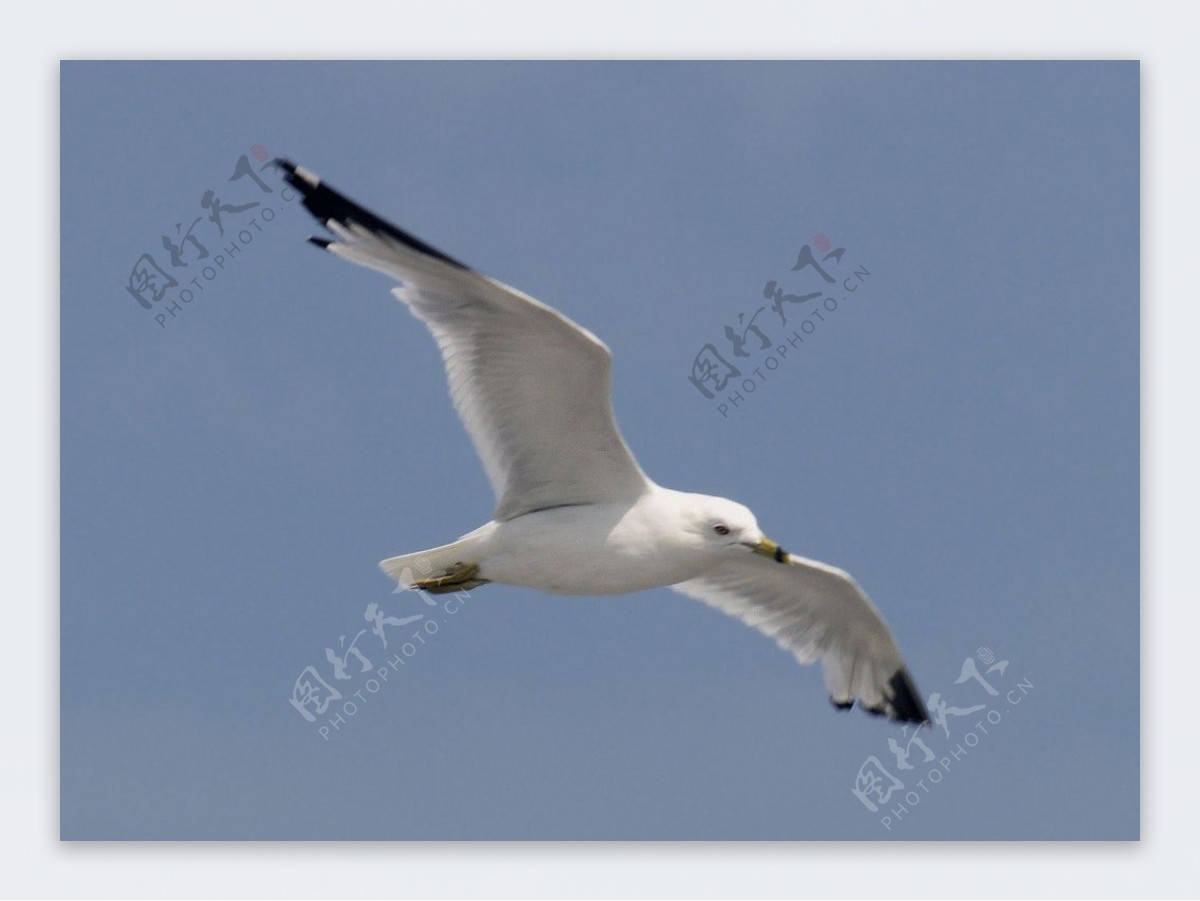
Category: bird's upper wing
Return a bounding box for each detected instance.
[673,553,929,723]
[279,160,651,521]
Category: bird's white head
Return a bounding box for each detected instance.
[682,493,790,564]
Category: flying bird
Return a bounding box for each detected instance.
[278,159,929,725]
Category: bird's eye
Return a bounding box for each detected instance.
[713,524,730,536]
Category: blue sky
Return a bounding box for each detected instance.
[60,61,1138,840]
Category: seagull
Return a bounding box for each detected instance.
[278,159,930,725]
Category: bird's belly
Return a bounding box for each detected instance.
[482,543,686,594]
[475,507,697,595]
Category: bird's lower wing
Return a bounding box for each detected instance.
[673,554,929,723]
[279,160,650,521]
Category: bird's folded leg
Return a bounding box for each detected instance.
[411,561,489,594]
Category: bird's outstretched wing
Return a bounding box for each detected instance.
[278,160,651,521]
[674,554,929,723]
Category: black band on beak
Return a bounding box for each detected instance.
[774,546,787,563]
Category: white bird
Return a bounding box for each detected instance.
[279,159,929,724]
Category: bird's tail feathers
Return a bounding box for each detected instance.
[379,532,484,588]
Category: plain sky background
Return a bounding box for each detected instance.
[61,61,1138,840]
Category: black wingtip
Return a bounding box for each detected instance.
[307,236,333,250]
[830,669,930,725]
[273,158,471,272]
[886,668,931,725]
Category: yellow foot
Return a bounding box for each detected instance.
[412,561,489,594]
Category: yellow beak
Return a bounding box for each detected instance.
[753,536,789,563]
